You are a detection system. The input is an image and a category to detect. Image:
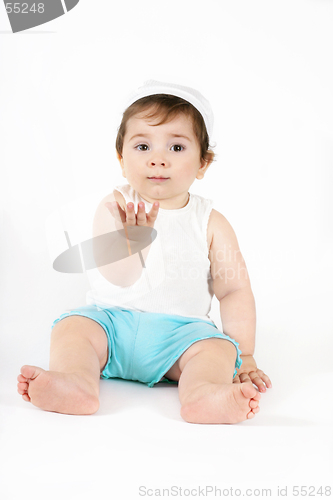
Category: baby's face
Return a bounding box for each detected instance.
[118,111,210,208]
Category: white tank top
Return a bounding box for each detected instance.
[86,183,216,323]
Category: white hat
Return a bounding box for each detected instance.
[125,79,214,139]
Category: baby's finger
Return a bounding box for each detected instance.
[256,369,272,388]
[239,373,252,385]
[147,202,159,225]
[125,203,136,226]
[248,371,267,393]
[136,202,147,225]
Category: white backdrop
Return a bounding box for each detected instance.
[0,1,332,499]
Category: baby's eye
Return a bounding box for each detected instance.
[170,144,185,152]
[136,144,149,151]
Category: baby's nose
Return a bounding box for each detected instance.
[150,160,166,166]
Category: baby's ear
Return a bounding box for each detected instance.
[117,153,127,178]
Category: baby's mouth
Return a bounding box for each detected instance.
[148,176,169,179]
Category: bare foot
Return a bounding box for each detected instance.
[17,365,99,415]
[180,382,261,424]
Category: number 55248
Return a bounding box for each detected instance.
[5,3,45,14]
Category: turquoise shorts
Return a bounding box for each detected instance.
[51,305,242,387]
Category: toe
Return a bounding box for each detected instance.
[240,382,258,400]
[20,365,42,381]
[22,394,31,402]
[17,382,28,394]
[249,399,259,409]
[17,374,27,383]
[252,391,261,402]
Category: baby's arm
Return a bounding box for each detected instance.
[208,210,272,392]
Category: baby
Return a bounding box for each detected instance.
[17,80,272,424]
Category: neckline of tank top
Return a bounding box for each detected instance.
[126,189,193,214]
[140,192,192,214]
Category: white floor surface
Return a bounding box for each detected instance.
[1,294,332,500]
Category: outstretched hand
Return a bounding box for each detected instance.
[105,200,159,229]
[233,355,272,393]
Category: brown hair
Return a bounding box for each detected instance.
[115,94,214,164]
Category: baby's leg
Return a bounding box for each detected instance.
[177,338,260,424]
[17,316,108,415]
